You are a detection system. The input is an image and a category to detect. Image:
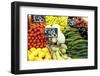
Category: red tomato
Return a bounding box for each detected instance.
[34,29,37,32]
[38,25,41,28]
[42,25,45,29]
[37,27,40,31]
[46,41,48,44]
[38,36,40,39]
[28,29,32,33]
[36,23,40,27]
[31,37,34,40]
[30,45,32,48]
[33,33,37,36]
[40,29,44,34]
[33,24,37,29]
[40,45,43,48]
[36,45,39,48]
[33,39,36,43]
[37,32,40,35]
[31,31,34,34]
[32,43,34,46]
[36,39,39,43]
[28,36,31,40]
[43,43,46,47]
[30,39,33,43]
[28,23,48,49]
[33,44,36,47]
[29,33,33,36]
[40,34,44,39]
[38,43,40,46]
[41,43,43,46]
[30,25,34,29]
[40,40,43,43]
[35,37,38,40]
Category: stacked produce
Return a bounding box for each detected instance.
[64,28,88,58]
[46,16,70,31]
[68,16,88,39]
[51,44,69,60]
[28,23,48,49]
[68,16,88,28]
[46,24,70,60]
[27,15,88,61]
[28,47,51,61]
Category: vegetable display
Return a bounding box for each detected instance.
[28,23,48,49]
[46,16,70,31]
[64,28,88,58]
[28,47,51,60]
[27,15,88,61]
[68,16,88,39]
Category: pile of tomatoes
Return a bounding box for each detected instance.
[28,23,48,49]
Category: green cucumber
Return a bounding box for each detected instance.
[65,31,76,36]
[71,46,87,50]
[71,43,87,48]
[68,39,87,46]
[66,37,83,43]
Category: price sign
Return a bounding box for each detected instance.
[45,28,58,38]
[32,15,45,22]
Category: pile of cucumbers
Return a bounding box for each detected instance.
[63,28,88,58]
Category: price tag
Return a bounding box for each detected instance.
[32,15,45,22]
[45,28,58,38]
